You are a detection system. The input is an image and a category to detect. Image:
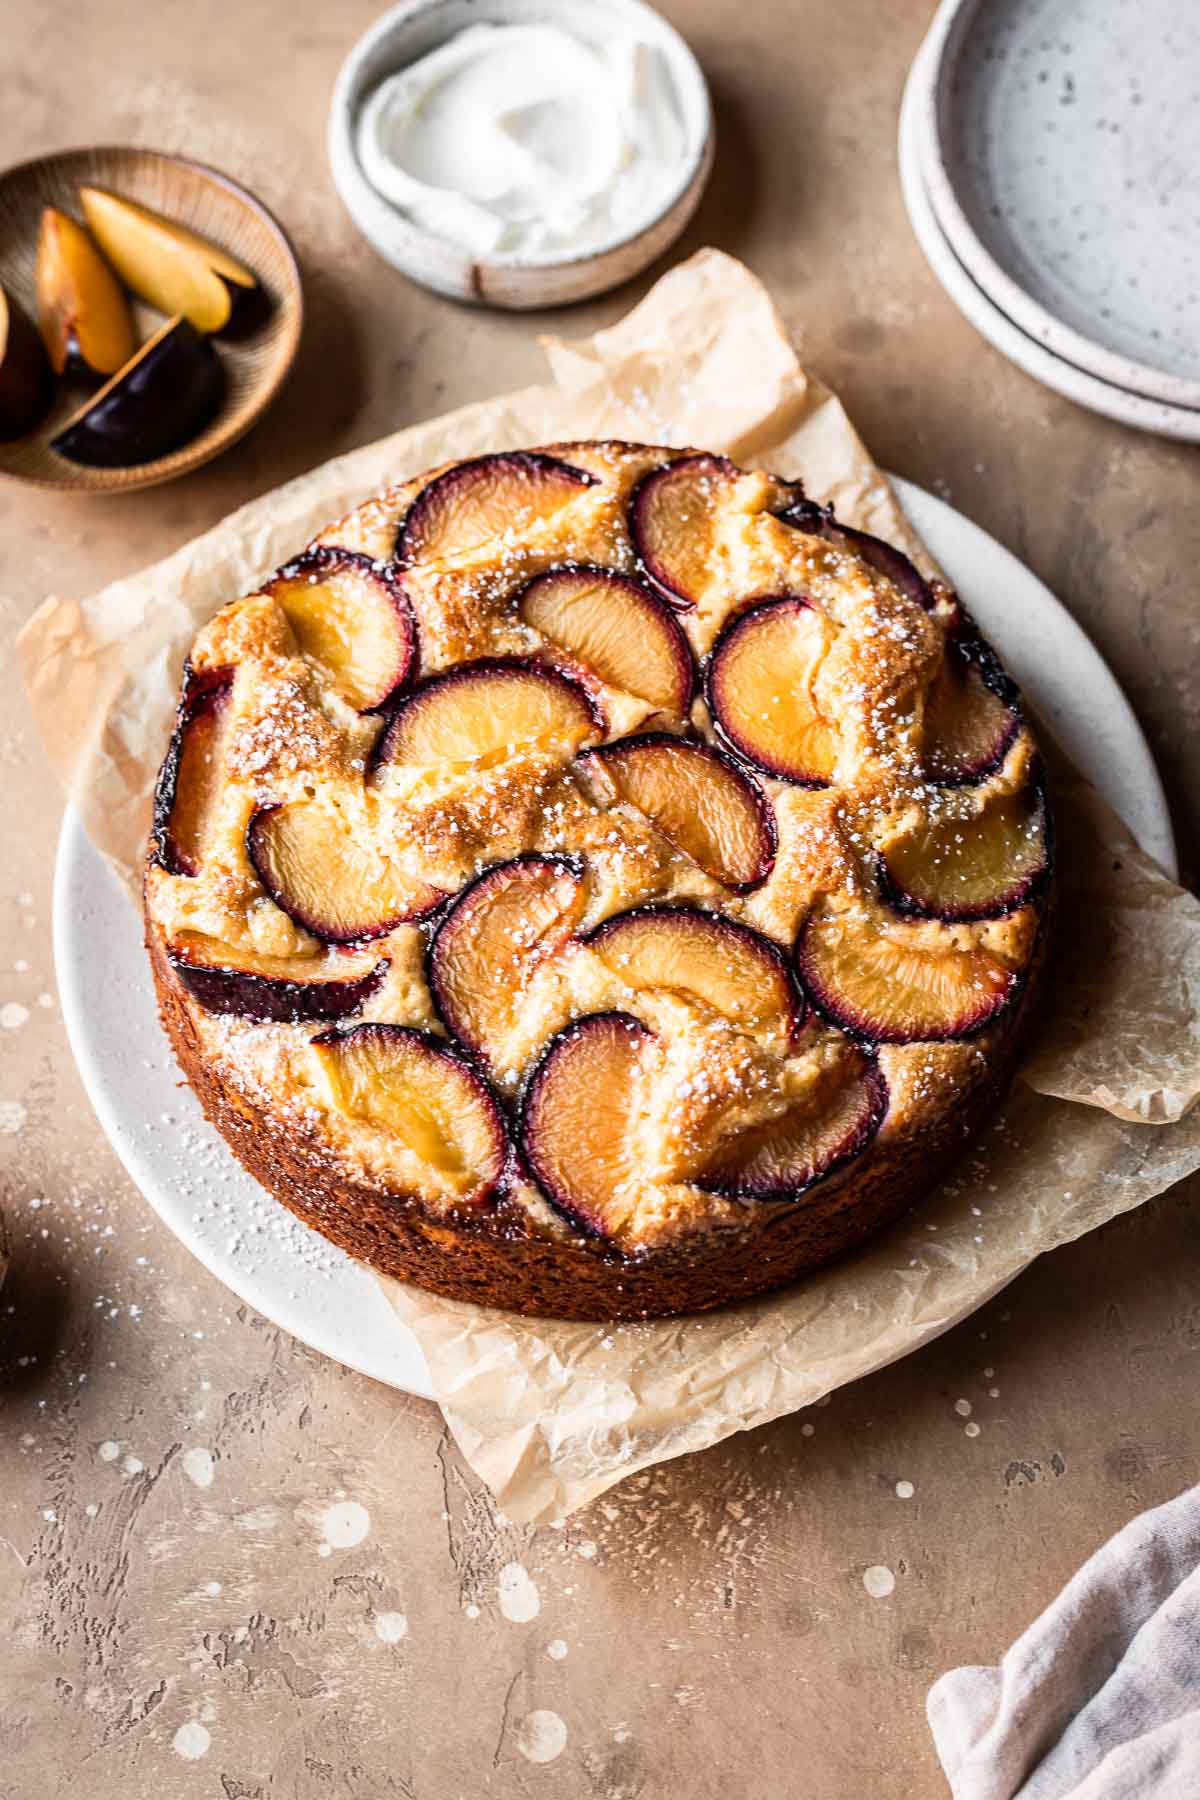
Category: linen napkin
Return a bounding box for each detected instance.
[928,1483,1200,1798]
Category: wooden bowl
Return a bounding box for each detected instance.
[0,147,302,493]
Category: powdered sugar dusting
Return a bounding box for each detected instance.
[515,1709,567,1764]
[319,1500,371,1550]
[498,1562,540,1622]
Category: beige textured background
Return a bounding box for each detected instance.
[1,3,1197,1796]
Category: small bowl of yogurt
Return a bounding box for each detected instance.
[328,0,714,308]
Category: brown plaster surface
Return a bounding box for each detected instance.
[1,3,1198,1795]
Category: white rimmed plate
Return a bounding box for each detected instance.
[53,479,1178,1399]
[918,0,1200,412]
[900,38,1200,443]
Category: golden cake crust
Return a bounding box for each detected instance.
[144,439,1054,1320]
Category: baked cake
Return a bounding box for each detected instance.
[144,441,1052,1320]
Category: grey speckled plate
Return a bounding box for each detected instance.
[920,0,1200,411]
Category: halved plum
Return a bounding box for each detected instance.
[247,801,445,943]
[580,734,776,890]
[311,1024,506,1204]
[374,658,601,772]
[167,935,387,1023]
[587,904,804,1044]
[879,785,1049,923]
[50,315,224,468]
[779,499,933,611]
[628,453,738,608]
[265,547,417,713]
[694,1046,887,1201]
[516,565,694,714]
[395,451,595,567]
[152,664,234,876]
[922,638,1020,785]
[428,855,585,1062]
[705,598,838,786]
[796,906,1018,1043]
[519,1011,654,1236]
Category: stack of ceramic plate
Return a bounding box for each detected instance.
[900,0,1200,441]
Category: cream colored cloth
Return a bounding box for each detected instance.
[928,1484,1200,1798]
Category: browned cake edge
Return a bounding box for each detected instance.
[145,899,1051,1322]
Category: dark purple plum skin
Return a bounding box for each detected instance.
[393,451,596,566]
[703,596,835,790]
[0,288,54,439]
[168,947,389,1024]
[266,545,419,713]
[370,655,604,773]
[51,317,224,468]
[151,662,234,876]
[952,630,1021,711]
[793,920,1020,1045]
[777,497,933,612]
[584,902,807,1046]
[578,731,778,892]
[245,805,445,945]
[627,453,738,609]
[513,562,697,712]
[426,853,585,1053]
[517,1010,653,1237]
[925,640,1022,789]
[697,1054,889,1203]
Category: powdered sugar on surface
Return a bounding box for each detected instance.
[514,1709,567,1764]
[498,1562,541,1623]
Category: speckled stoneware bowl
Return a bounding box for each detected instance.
[918,0,1200,412]
[899,38,1200,443]
[328,0,714,309]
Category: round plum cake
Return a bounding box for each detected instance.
[144,441,1053,1320]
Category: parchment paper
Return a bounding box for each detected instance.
[20,250,1200,1524]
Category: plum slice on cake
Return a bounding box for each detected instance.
[579,734,776,889]
[247,800,445,942]
[795,904,1019,1043]
[518,1011,654,1236]
[516,565,694,714]
[311,1024,507,1205]
[692,1043,887,1201]
[921,637,1020,785]
[879,784,1049,923]
[395,451,595,566]
[704,597,839,786]
[166,935,388,1023]
[779,498,934,612]
[265,547,417,713]
[586,905,805,1046]
[428,855,586,1065]
[373,658,601,772]
[152,664,234,876]
[628,453,738,608]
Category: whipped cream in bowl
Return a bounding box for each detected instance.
[329,0,713,308]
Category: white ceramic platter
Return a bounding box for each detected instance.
[900,37,1200,443]
[918,0,1200,411]
[54,479,1177,1400]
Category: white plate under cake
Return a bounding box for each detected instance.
[143,441,1052,1320]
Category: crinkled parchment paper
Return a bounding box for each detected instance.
[21,250,1200,1523]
